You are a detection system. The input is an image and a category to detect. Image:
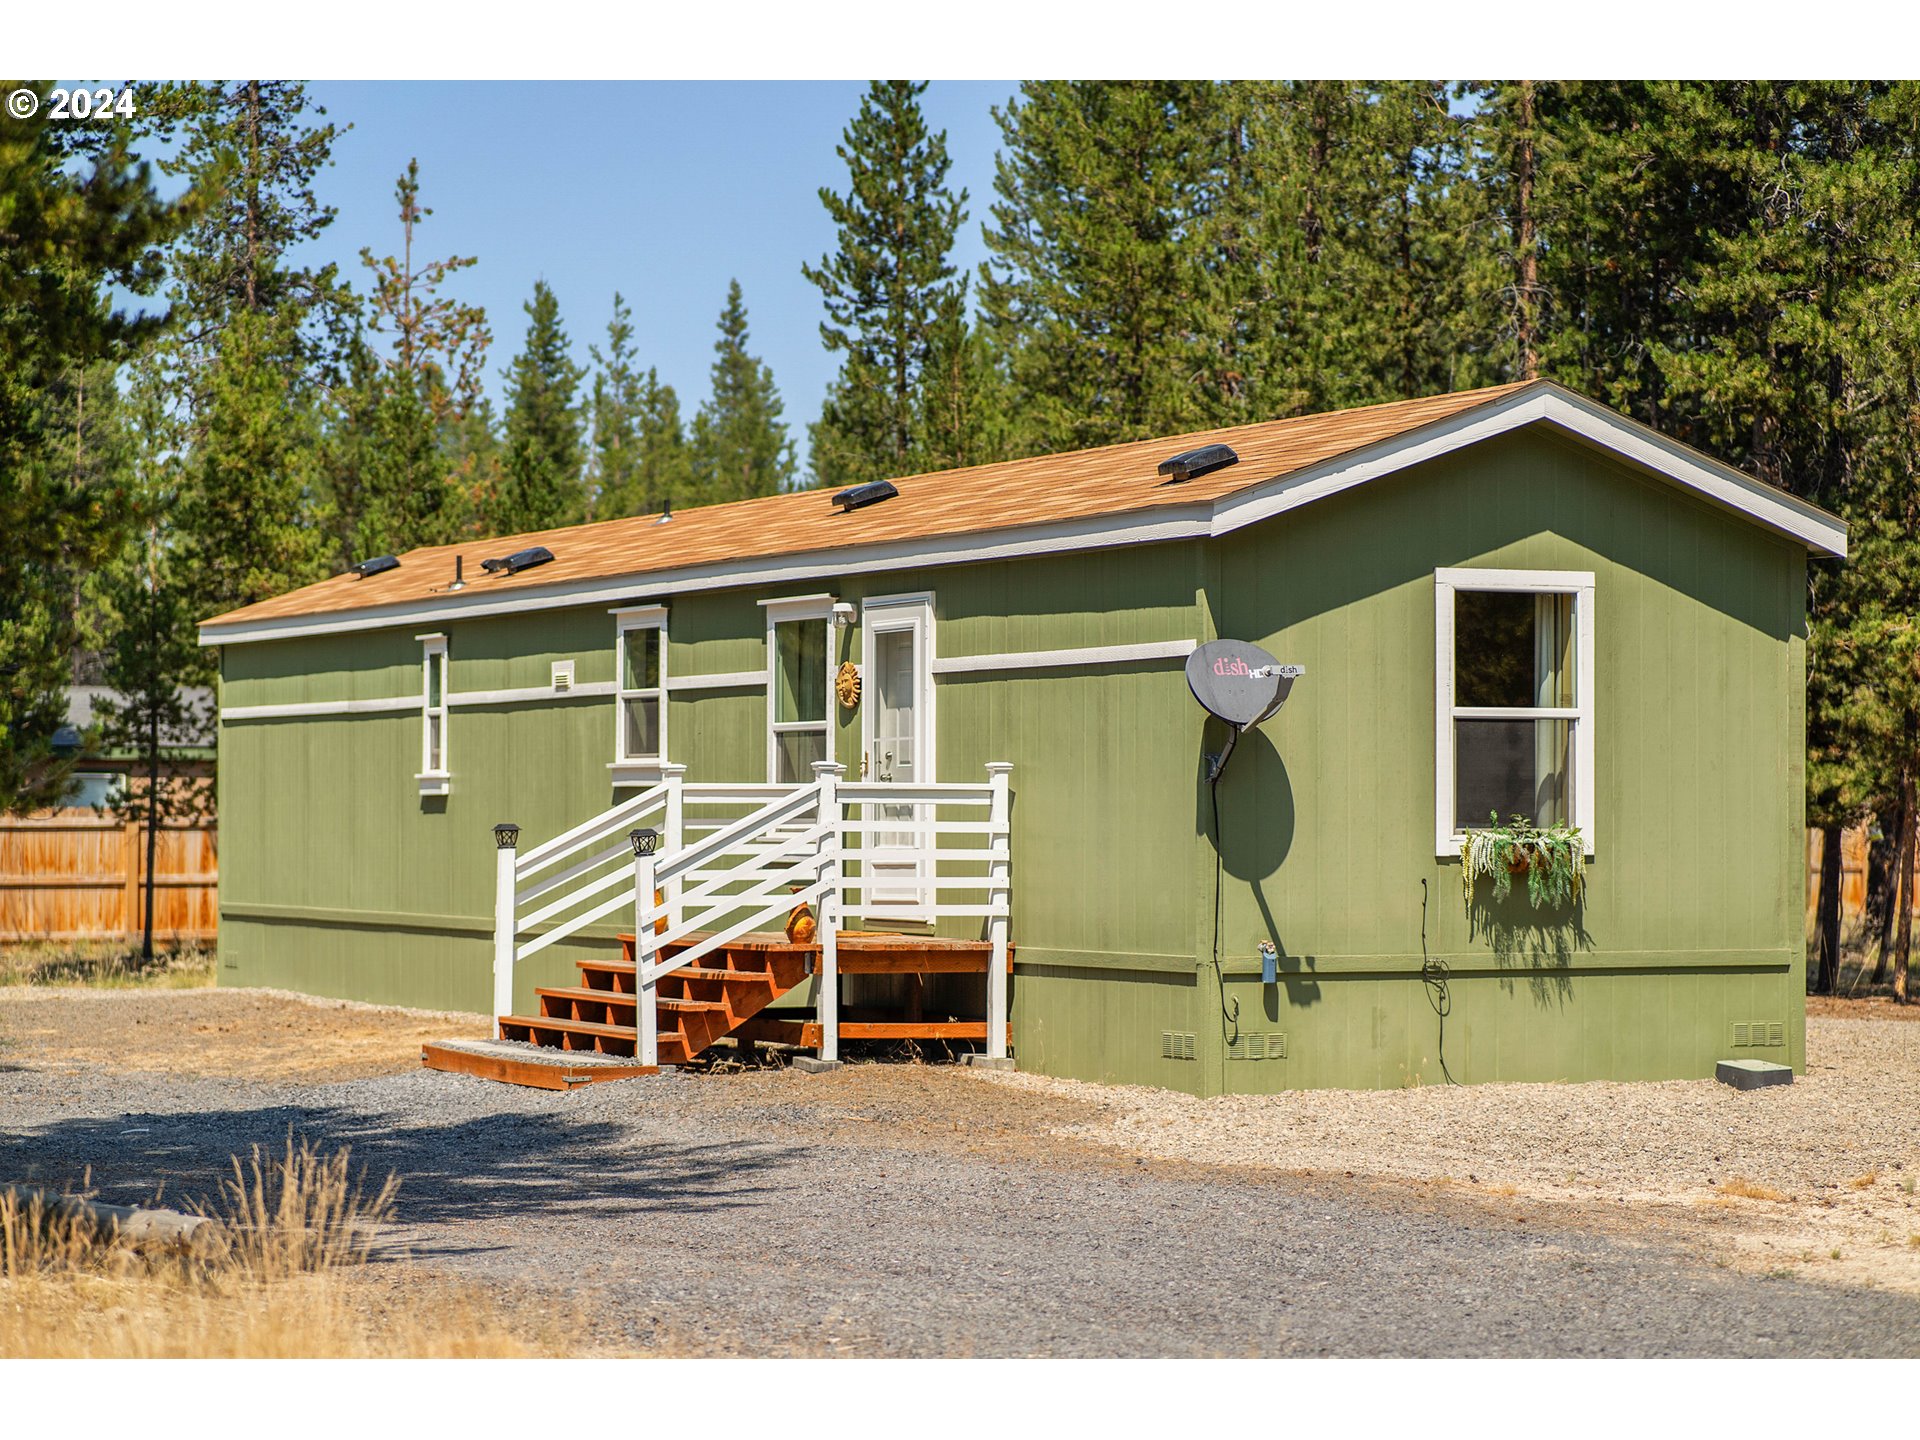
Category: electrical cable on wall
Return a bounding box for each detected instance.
[1209,773,1239,1045]
[1419,877,1460,1085]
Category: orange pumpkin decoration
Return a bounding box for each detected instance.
[785,885,817,944]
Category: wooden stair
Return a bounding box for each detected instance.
[496,933,812,1067]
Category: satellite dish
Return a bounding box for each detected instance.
[1186,640,1304,783]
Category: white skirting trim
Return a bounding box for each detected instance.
[931,637,1198,676]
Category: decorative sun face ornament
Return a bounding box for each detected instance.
[835,661,862,710]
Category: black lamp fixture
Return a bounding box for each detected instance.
[628,827,659,858]
[493,822,520,850]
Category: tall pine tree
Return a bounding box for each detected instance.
[980,81,1225,453]
[588,292,689,518]
[0,82,191,812]
[499,279,585,531]
[803,80,969,485]
[690,281,795,501]
[346,158,492,556]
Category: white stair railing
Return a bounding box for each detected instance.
[494,761,1013,1065]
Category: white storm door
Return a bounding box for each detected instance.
[862,597,933,920]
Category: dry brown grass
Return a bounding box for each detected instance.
[1715,1177,1791,1203]
[0,941,214,989]
[0,1136,578,1358]
[1848,1169,1881,1190]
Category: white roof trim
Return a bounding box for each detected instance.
[199,383,1843,647]
[1206,385,1847,557]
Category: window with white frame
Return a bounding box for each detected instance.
[1434,568,1594,856]
[764,597,832,783]
[613,607,667,767]
[418,633,450,794]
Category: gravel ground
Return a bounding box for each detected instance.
[3,988,1917,1357]
[981,1016,1920,1300]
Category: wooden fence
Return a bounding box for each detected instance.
[0,814,218,945]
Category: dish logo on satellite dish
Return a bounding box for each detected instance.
[1212,656,1258,678]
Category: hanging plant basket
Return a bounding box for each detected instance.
[1461,812,1586,911]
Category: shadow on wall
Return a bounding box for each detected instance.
[1196,723,1324,1010]
[1464,882,1592,1007]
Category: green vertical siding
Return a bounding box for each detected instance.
[216,425,1809,1095]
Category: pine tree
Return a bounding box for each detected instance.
[587,293,689,518]
[690,281,795,501]
[980,81,1226,453]
[499,279,585,532]
[0,83,190,812]
[803,80,968,485]
[348,158,492,554]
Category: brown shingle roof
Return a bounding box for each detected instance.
[204,382,1539,632]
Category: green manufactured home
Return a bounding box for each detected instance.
[199,381,1846,1095]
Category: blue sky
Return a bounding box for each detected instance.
[291,81,1016,476]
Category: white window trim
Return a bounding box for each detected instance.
[1434,568,1595,858]
[611,604,668,783]
[416,633,450,796]
[764,595,834,783]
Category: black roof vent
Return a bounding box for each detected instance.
[480,545,556,576]
[1157,443,1239,483]
[834,479,899,513]
[349,555,400,580]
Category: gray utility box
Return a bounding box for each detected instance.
[1715,1058,1794,1091]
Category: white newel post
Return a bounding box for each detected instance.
[491,823,519,1034]
[662,763,687,931]
[631,827,660,1066]
[985,762,1013,1060]
[811,760,845,1064]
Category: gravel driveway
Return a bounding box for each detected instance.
[3,988,1917,1357]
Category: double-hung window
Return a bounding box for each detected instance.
[1435,568,1594,856]
[612,606,667,779]
[417,633,450,795]
[763,596,833,783]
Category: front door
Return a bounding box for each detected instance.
[861,596,933,921]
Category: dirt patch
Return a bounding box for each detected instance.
[1806,993,1920,1023]
[0,986,489,1083]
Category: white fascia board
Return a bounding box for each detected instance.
[1209,386,1847,558]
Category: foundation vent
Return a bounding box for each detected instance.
[1731,1022,1786,1048]
[1160,1031,1197,1061]
[1227,1032,1289,1061]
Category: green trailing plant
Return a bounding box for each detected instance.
[1460,812,1586,910]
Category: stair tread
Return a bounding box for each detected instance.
[533,988,729,1015]
[500,1014,635,1038]
[580,958,776,979]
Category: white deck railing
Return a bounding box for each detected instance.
[492,761,1012,1066]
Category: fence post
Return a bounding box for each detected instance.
[811,760,845,1064]
[491,823,520,1033]
[662,763,687,931]
[985,762,1013,1060]
[631,827,660,1066]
